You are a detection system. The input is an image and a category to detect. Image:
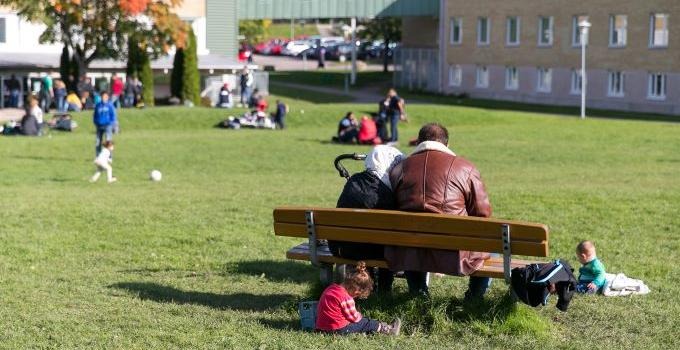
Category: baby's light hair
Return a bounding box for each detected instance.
[576,240,595,255]
[342,261,373,299]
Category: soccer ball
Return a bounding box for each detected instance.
[149,170,162,182]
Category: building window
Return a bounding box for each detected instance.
[572,15,590,47]
[607,71,625,97]
[538,16,553,46]
[0,17,6,44]
[609,15,627,47]
[476,66,489,88]
[450,18,462,45]
[537,67,552,93]
[449,65,462,87]
[571,70,582,95]
[650,14,669,47]
[506,16,520,46]
[648,72,667,100]
[477,17,490,45]
[505,67,518,90]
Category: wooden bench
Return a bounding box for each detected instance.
[273,207,549,285]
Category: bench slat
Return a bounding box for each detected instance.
[275,222,548,257]
[286,243,543,279]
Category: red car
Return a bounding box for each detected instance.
[254,39,287,55]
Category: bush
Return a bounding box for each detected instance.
[170,48,184,99]
[182,26,200,106]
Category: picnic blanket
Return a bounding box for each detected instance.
[602,273,650,297]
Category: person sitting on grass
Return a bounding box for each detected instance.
[20,96,42,136]
[358,115,380,145]
[333,112,359,144]
[90,140,117,183]
[575,240,607,294]
[66,91,82,112]
[315,262,401,336]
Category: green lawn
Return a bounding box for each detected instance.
[270,71,393,89]
[1,94,679,349]
[265,22,320,40]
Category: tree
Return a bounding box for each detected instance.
[126,38,154,106]
[359,18,402,73]
[181,25,200,106]
[239,20,270,46]
[0,0,186,73]
[170,47,184,99]
[59,46,72,88]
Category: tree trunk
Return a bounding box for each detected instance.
[382,38,390,73]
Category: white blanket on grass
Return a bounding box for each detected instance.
[602,273,650,297]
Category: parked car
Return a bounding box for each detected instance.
[254,39,287,55]
[325,43,354,61]
[282,40,312,56]
[238,45,253,62]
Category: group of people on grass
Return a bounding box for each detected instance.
[334,88,406,145]
[317,123,611,336]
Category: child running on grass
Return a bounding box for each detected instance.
[90,140,117,183]
[575,240,607,294]
[315,262,401,335]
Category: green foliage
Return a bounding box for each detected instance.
[170,48,184,99]
[239,20,269,45]
[139,53,154,107]
[181,26,200,106]
[0,97,679,348]
[360,18,402,72]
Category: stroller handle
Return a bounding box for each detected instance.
[334,153,367,179]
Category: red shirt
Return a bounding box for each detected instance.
[112,78,124,96]
[315,284,362,331]
[358,117,377,143]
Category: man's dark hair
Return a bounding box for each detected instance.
[417,123,449,145]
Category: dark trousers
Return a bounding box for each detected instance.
[275,116,285,129]
[329,242,394,293]
[405,271,492,298]
[338,129,359,143]
[389,112,400,142]
[376,115,388,142]
[335,318,380,335]
[95,125,113,156]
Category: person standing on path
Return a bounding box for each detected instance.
[239,67,254,107]
[93,92,117,157]
[386,89,405,143]
[39,74,54,113]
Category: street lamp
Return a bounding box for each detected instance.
[578,20,591,120]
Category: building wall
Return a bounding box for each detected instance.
[402,17,439,49]
[442,0,680,114]
[0,7,62,54]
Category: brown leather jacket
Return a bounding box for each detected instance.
[385,142,492,276]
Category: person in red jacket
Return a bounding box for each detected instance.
[110,73,124,108]
[315,262,401,335]
[358,115,381,145]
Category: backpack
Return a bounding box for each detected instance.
[511,259,577,312]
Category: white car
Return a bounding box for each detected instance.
[282,40,311,56]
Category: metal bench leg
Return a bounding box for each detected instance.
[319,263,333,285]
[502,224,512,284]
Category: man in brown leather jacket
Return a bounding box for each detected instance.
[387,123,492,298]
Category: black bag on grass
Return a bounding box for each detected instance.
[511,259,577,312]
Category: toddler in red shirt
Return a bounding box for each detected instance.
[315,262,401,335]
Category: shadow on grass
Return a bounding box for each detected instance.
[110,282,295,311]
[257,317,300,331]
[225,259,316,283]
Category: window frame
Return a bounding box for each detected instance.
[609,15,628,48]
[536,67,552,93]
[476,65,489,88]
[448,65,462,87]
[506,16,521,46]
[647,72,667,100]
[649,13,669,48]
[450,17,463,45]
[537,16,554,47]
[505,66,519,90]
[477,17,490,46]
[572,15,590,47]
[607,71,625,97]
[570,69,582,95]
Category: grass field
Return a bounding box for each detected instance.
[265,23,320,41]
[1,92,679,349]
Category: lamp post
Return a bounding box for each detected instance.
[578,20,591,120]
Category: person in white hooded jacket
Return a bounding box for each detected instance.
[330,145,404,293]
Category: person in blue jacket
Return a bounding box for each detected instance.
[93,91,117,157]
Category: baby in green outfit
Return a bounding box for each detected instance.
[576,240,607,294]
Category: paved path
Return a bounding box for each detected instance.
[252,54,389,72]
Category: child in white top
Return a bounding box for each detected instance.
[90,140,117,183]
